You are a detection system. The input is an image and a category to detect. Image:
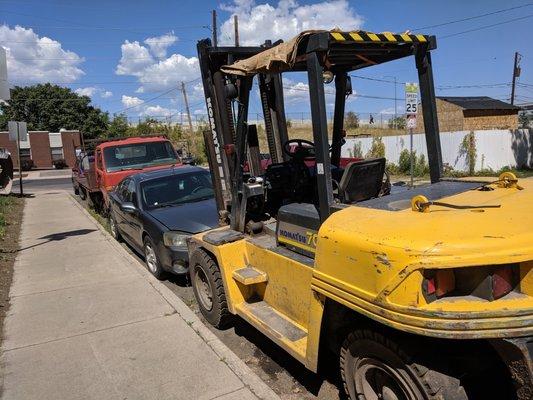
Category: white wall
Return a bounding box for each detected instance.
[342,129,532,172]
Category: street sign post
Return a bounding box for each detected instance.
[8,121,27,196]
[405,83,419,188]
[0,46,9,101]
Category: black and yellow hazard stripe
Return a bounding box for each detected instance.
[330,31,428,44]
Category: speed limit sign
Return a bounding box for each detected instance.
[405,82,418,115]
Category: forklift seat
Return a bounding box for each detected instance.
[338,158,386,203]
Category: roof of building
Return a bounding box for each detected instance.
[437,96,520,111]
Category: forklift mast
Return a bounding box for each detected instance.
[197,31,443,230]
[197,39,290,227]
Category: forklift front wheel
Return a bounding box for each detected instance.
[340,329,467,400]
[190,249,232,329]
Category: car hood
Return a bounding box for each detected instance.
[147,198,219,233]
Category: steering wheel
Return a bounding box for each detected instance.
[191,185,208,195]
[283,139,316,160]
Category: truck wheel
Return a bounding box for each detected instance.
[190,249,232,329]
[143,236,166,280]
[108,212,121,241]
[340,329,467,400]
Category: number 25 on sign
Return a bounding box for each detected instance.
[405,82,418,115]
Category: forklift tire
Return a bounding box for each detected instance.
[340,329,468,400]
[189,249,232,329]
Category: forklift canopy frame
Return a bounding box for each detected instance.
[197,29,442,229]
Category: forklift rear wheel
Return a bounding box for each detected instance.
[340,329,467,400]
[190,249,232,329]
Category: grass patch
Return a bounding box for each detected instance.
[0,196,14,239]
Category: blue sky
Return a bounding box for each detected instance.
[1,0,532,123]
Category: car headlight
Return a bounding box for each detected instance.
[163,232,189,248]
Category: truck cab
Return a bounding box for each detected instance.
[95,136,180,208]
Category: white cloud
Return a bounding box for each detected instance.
[74,87,97,97]
[121,95,144,108]
[143,105,177,117]
[116,40,154,77]
[115,32,199,93]
[75,87,113,99]
[283,80,310,103]
[219,0,363,46]
[0,25,84,84]
[144,33,177,59]
[379,105,404,115]
[138,54,199,92]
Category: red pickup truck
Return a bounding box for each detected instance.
[72,135,180,211]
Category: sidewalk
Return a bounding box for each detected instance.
[14,169,71,180]
[1,189,279,400]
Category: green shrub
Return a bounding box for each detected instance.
[366,136,385,159]
[398,149,412,173]
[345,111,359,129]
[352,141,363,158]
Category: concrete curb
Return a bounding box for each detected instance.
[69,195,280,400]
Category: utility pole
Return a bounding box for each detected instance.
[510,51,521,105]
[212,10,218,47]
[181,81,194,135]
[234,15,239,46]
[394,77,398,121]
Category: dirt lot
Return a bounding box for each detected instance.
[73,195,344,400]
[0,195,25,346]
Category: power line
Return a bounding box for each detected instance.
[115,87,178,114]
[1,10,209,35]
[440,13,533,39]
[411,3,533,30]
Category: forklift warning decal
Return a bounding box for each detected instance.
[277,221,317,253]
[206,96,226,191]
[330,31,428,44]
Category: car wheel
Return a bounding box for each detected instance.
[340,329,467,400]
[79,186,87,200]
[189,249,232,329]
[72,180,79,195]
[108,212,121,241]
[143,236,166,280]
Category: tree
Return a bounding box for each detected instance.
[388,116,406,130]
[519,112,531,128]
[344,111,359,129]
[108,114,130,137]
[0,84,109,139]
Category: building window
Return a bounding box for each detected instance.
[51,147,64,161]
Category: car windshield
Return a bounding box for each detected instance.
[141,170,214,209]
[103,141,177,172]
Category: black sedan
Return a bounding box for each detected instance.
[108,166,218,279]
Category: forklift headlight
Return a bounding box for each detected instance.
[163,232,188,248]
[422,264,520,303]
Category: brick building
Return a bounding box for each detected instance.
[416,96,520,133]
[0,129,81,168]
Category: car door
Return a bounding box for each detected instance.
[110,178,130,239]
[122,179,143,249]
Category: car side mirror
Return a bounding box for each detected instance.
[120,202,137,214]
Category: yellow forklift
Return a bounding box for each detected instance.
[191,30,533,399]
